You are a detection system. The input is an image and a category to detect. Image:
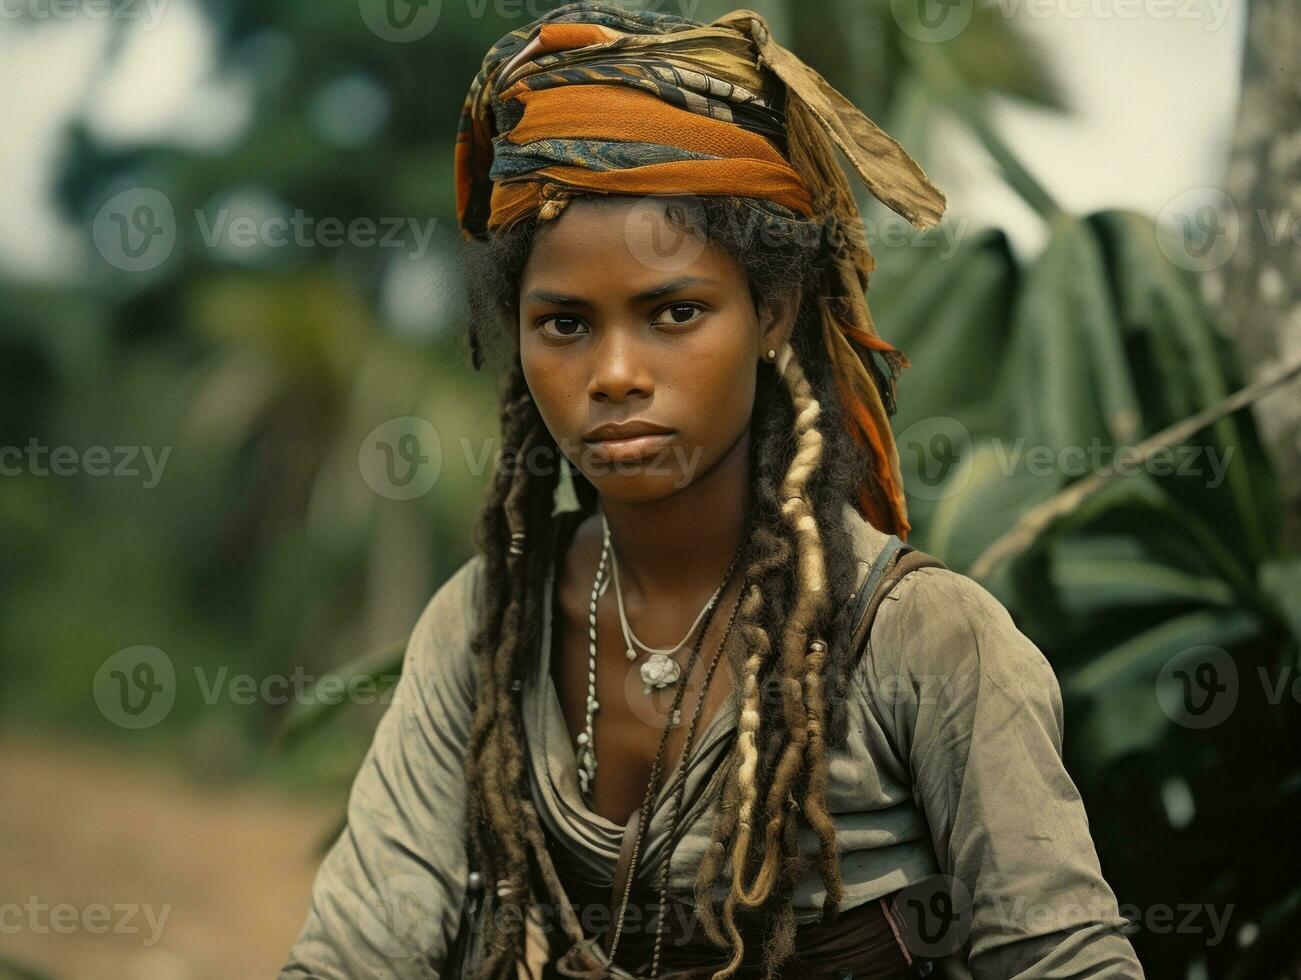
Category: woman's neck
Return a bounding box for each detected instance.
[596,428,750,606]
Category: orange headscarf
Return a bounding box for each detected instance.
[455,2,946,539]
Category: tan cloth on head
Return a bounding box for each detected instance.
[280,503,1146,979]
[456,1,949,539]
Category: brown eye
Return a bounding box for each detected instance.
[652,303,704,328]
[540,315,588,339]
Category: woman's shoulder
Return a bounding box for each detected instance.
[402,552,486,699]
[838,503,1061,720]
[414,551,486,639]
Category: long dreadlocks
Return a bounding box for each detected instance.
[459,195,886,979]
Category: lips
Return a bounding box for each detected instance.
[582,419,675,442]
[585,432,675,463]
[582,420,676,463]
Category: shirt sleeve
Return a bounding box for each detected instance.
[279,554,483,979]
[861,565,1146,979]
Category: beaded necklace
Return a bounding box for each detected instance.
[587,533,745,976]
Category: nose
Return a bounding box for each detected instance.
[587,324,653,404]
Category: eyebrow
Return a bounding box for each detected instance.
[522,275,719,307]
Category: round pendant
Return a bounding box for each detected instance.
[640,653,681,694]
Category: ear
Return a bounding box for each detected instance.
[758,287,799,357]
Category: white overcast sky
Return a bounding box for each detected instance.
[0,0,1248,281]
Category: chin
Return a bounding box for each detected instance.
[582,470,693,503]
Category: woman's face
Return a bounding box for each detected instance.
[517,196,792,503]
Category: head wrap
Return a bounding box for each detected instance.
[455,1,946,539]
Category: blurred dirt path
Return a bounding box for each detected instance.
[0,730,337,980]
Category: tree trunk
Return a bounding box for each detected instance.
[1209,0,1301,546]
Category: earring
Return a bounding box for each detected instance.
[768,343,790,380]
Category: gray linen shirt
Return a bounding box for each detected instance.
[280,503,1145,978]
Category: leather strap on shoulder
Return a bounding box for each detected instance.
[847,534,910,642]
[848,540,948,668]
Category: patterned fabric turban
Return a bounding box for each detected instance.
[455,1,946,539]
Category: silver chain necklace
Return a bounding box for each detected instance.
[607,512,728,695]
[574,511,739,798]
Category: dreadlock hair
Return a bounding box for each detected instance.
[458,193,888,979]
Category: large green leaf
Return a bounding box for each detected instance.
[1016,471,1278,624]
[887,230,1018,435]
[1065,609,1262,698]
[913,438,1057,573]
[1049,545,1236,615]
[1003,214,1142,456]
[1088,210,1279,561]
[930,1,1066,110]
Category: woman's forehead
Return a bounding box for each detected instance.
[521,197,743,288]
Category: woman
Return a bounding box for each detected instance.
[282,3,1145,978]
